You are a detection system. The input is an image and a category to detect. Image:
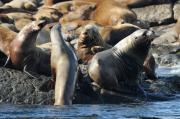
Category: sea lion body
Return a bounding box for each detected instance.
[77,24,110,63]
[9,20,51,76]
[88,29,156,97]
[50,24,78,105]
[0,26,17,56]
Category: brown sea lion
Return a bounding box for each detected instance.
[88,29,156,99]
[0,26,17,56]
[99,23,140,46]
[59,4,95,24]
[50,24,78,105]
[9,20,51,77]
[77,24,111,63]
[74,0,137,26]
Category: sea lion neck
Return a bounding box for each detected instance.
[50,24,71,53]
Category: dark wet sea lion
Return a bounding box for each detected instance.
[50,24,78,105]
[88,29,156,99]
[77,24,111,63]
[9,20,51,77]
[143,54,157,80]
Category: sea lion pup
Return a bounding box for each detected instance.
[9,20,51,77]
[50,24,78,105]
[99,23,140,46]
[88,29,156,99]
[77,24,111,63]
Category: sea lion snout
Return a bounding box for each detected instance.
[32,20,47,31]
[145,30,159,41]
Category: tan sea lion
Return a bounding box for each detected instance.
[15,18,32,31]
[0,26,17,56]
[77,24,111,63]
[50,24,78,105]
[33,7,62,22]
[3,0,38,11]
[59,4,95,24]
[74,0,137,26]
[9,20,51,77]
[88,29,156,99]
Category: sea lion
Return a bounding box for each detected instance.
[15,18,32,31]
[0,26,17,56]
[33,7,62,22]
[50,24,78,105]
[59,4,95,24]
[99,23,140,46]
[88,29,156,99]
[74,0,137,26]
[3,0,38,11]
[9,20,51,77]
[77,24,111,63]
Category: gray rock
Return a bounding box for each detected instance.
[132,4,173,25]
[173,1,180,20]
[128,0,173,8]
[151,23,175,35]
[0,67,54,105]
[152,31,179,45]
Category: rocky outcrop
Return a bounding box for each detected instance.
[173,1,180,20]
[132,4,174,26]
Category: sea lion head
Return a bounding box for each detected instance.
[129,29,157,61]
[114,29,158,64]
[79,24,103,47]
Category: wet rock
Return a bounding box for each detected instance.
[173,1,180,20]
[132,4,174,26]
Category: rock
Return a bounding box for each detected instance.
[151,23,175,35]
[0,67,54,105]
[132,4,174,26]
[152,31,179,45]
[173,1,180,20]
[128,0,173,8]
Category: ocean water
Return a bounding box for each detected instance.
[0,99,180,119]
[0,66,179,119]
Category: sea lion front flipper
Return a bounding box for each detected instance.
[23,65,40,79]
